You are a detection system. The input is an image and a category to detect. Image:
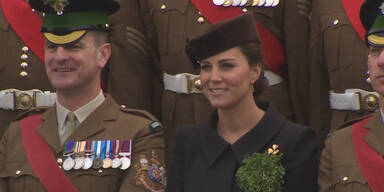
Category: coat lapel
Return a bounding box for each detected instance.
[364,112,384,155]
[37,106,63,153]
[66,95,119,142]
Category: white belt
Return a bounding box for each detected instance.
[264,70,284,86]
[0,89,56,111]
[329,89,379,112]
[163,70,284,94]
[163,73,202,94]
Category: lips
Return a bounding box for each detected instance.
[53,67,75,72]
[208,88,227,96]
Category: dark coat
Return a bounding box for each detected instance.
[167,103,318,192]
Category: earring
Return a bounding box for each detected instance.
[366,70,371,84]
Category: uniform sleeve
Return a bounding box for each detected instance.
[283,128,319,192]
[318,137,333,192]
[119,121,166,192]
[107,0,160,118]
[166,126,187,192]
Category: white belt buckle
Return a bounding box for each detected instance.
[329,89,379,112]
[163,73,202,94]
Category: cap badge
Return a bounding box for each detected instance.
[380,2,384,15]
[42,0,69,15]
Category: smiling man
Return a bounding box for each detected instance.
[0,0,166,191]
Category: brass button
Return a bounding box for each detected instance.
[22,46,29,52]
[105,24,109,29]
[333,19,339,25]
[16,170,21,175]
[362,94,379,112]
[242,8,248,12]
[342,176,348,182]
[57,158,63,164]
[197,16,205,24]
[120,105,126,109]
[21,54,28,60]
[20,71,28,77]
[160,4,166,9]
[98,169,103,173]
[21,62,28,69]
[194,79,202,91]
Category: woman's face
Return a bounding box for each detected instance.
[199,47,261,109]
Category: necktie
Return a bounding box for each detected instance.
[61,112,78,145]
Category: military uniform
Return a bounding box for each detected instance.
[317,112,379,191]
[309,0,376,146]
[136,0,312,161]
[0,0,54,135]
[0,95,166,192]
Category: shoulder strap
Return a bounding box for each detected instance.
[352,117,384,192]
[0,0,44,62]
[342,0,366,42]
[20,114,78,192]
[190,0,285,76]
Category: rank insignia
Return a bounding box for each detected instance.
[149,121,163,131]
[135,150,166,191]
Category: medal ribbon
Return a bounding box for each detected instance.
[95,140,101,159]
[100,140,106,160]
[65,141,75,154]
[105,140,111,158]
[113,140,120,159]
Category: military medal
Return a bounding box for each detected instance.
[62,141,75,171]
[93,140,104,169]
[271,0,279,7]
[73,141,85,170]
[257,0,265,6]
[119,140,132,170]
[213,0,225,6]
[112,140,122,168]
[82,141,94,170]
[264,0,274,6]
[239,0,247,6]
[232,0,241,6]
[102,140,113,168]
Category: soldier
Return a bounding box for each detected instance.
[137,0,313,163]
[318,0,384,190]
[0,0,55,136]
[309,0,378,146]
[0,0,166,191]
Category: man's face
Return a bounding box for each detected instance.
[368,45,384,96]
[44,32,110,93]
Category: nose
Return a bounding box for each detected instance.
[55,46,70,62]
[210,65,222,82]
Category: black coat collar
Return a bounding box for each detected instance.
[201,102,287,166]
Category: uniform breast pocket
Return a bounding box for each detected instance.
[0,161,45,191]
[70,168,124,191]
[146,0,189,55]
[330,166,370,192]
[320,13,361,73]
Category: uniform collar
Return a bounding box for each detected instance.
[201,102,286,166]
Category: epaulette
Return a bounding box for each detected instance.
[337,113,374,130]
[325,113,374,140]
[14,106,49,121]
[119,105,163,131]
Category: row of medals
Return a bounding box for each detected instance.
[62,140,131,171]
[213,0,279,7]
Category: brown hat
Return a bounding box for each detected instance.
[185,13,260,67]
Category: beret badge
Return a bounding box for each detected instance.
[42,0,69,15]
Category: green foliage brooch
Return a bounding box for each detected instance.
[236,144,285,192]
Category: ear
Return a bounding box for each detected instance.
[250,63,262,83]
[97,43,111,68]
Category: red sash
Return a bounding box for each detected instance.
[352,117,384,192]
[0,0,45,62]
[190,0,285,76]
[20,114,78,192]
[342,0,366,42]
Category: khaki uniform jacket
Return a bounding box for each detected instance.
[137,0,312,160]
[309,0,372,146]
[317,112,384,192]
[0,95,166,192]
[0,3,54,135]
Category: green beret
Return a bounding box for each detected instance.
[361,0,384,45]
[29,0,120,44]
[185,13,261,68]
